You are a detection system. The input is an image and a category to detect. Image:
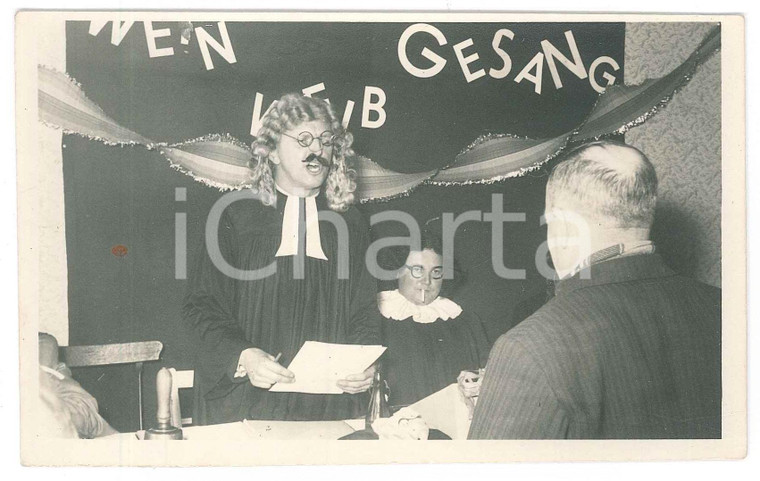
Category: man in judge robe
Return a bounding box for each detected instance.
[469,140,721,439]
[183,94,381,424]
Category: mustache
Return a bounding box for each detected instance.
[303,153,332,167]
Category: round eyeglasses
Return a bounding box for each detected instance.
[281,130,338,149]
[404,265,444,280]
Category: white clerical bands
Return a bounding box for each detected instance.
[274,188,328,261]
[234,188,328,379]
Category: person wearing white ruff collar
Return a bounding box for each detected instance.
[377,228,491,407]
[183,94,380,425]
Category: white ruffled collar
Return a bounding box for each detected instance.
[377,289,463,324]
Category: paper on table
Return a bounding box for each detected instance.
[409,383,472,439]
[269,341,386,394]
[101,420,353,442]
[242,420,355,440]
[343,418,367,431]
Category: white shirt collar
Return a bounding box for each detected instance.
[377,289,463,324]
[274,184,328,261]
[563,240,655,279]
[275,183,319,199]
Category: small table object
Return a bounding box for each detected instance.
[144,367,183,440]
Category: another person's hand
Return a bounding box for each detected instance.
[239,348,295,389]
[336,364,375,394]
[372,407,429,440]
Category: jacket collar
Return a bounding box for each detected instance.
[555,253,676,297]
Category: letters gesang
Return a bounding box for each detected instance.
[397,23,621,95]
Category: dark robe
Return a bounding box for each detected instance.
[381,311,491,407]
[183,193,381,425]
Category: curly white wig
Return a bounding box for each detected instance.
[250,93,357,212]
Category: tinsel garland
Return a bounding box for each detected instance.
[37,25,721,202]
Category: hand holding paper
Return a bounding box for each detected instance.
[336,364,376,394]
[270,342,386,394]
[239,348,294,389]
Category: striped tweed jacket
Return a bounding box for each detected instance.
[469,253,721,439]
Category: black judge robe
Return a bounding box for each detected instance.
[183,193,381,425]
[381,310,491,407]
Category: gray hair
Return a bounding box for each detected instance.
[546,140,658,228]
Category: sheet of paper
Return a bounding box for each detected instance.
[343,418,367,431]
[242,420,355,440]
[102,420,355,442]
[410,383,472,440]
[269,341,386,394]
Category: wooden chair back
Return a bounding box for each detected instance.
[62,341,163,367]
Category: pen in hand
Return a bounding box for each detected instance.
[271,352,295,385]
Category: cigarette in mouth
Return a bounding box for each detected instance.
[421,288,426,303]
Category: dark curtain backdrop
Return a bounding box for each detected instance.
[63,21,624,431]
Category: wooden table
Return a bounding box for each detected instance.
[106,418,366,441]
[106,383,470,441]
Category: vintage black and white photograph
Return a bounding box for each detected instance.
[15,9,745,466]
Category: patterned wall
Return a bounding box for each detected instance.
[625,23,721,287]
